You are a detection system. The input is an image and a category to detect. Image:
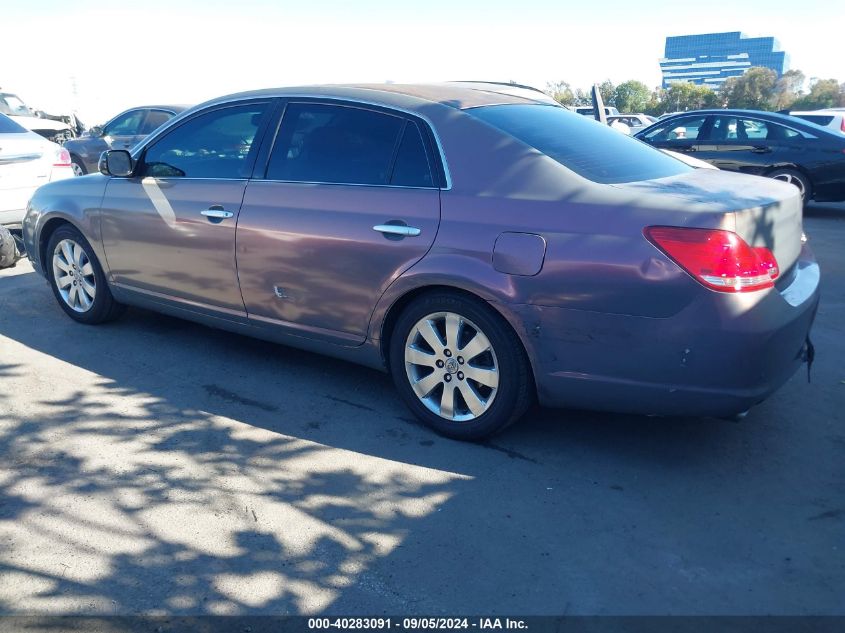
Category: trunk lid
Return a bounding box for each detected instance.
[614,168,804,274]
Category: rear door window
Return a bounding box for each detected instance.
[266,103,406,186]
[469,104,691,184]
[140,109,175,135]
[389,121,433,187]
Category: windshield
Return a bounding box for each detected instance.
[0,93,34,117]
[468,104,691,184]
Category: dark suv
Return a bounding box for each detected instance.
[64,105,188,175]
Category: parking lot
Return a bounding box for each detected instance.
[0,204,842,615]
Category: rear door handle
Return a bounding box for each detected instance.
[202,207,234,219]
[752,146,772,154]
[373,224,421,237]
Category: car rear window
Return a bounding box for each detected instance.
[0,113,28,134]
[468,104,691,184]
[794,114,835,126]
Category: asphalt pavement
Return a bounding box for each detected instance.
[0,204,843,615]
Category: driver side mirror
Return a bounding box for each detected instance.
[89,125,104,138]
[99,150,133,177]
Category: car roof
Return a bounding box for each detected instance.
[129,104,191,112]
[200,83,559,112]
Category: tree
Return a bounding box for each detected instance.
[573,88,592,106]
[650,82,720,114]
[545,80,575,106]
[720,67,778,110]
[771,69,805,111]
[791,78,844,110]
[613,80,651,113]
[597,80,615,107]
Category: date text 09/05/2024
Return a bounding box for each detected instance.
[308,618,528,630]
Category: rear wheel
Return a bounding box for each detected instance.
[46,225,124,324]
[769,168,811,204]
[70,156,86,176]
[389,292,532,440]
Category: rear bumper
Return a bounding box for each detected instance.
[522,244,820,417]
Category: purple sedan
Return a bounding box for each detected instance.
[22,83,820,440]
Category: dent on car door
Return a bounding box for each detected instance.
[99,101,272,315]
[236,101,442,344]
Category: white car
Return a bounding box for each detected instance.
[0,113,75,227]
[608,114,658,134]
[789,109,845,135]
[0,91,76,144]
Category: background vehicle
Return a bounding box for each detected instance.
[0,90,78,144]
[574,105,620,117]
[636,109,845,203]
[0,113,74,228]
[63,105,188,175]
[608,113,657,134]
[23,84,818,440]
[789,109,845,135]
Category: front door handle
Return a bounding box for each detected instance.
[752,146,772,154]
[202,207,234,219]
[373,224,421,237]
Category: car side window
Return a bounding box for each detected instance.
[744,119,799,141]
[266,103,405,186]
[739,118,768,140]
[708,116,738,141]
[643,116,707,142]
[105,110,146,137]
[140,110,175,135]
[142,103,268,179]
[390,121,433,187]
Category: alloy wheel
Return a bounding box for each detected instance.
[404,311,499,422]
[52,239,96,312]
[772,172,806,198]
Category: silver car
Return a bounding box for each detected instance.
[63,105,188,176]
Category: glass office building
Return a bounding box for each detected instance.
[659,32,789,89]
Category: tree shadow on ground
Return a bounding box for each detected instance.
[1,253,842,615]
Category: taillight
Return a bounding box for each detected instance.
[840,117,845,133]
[644,226,779,293]
[53,148,71,167]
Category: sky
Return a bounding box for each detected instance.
[1,0,841,124]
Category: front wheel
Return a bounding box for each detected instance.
[46,225,124,324]
[389,292,532,441]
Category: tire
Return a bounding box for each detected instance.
[389,291,533,441]
[0,226,22,269]
[46,224,125,324]
[768,168,812,204]
[70,157,87,177]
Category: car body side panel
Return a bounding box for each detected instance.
[23,175,110,274]
[237,181,440,344]
[100,177,249,314]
